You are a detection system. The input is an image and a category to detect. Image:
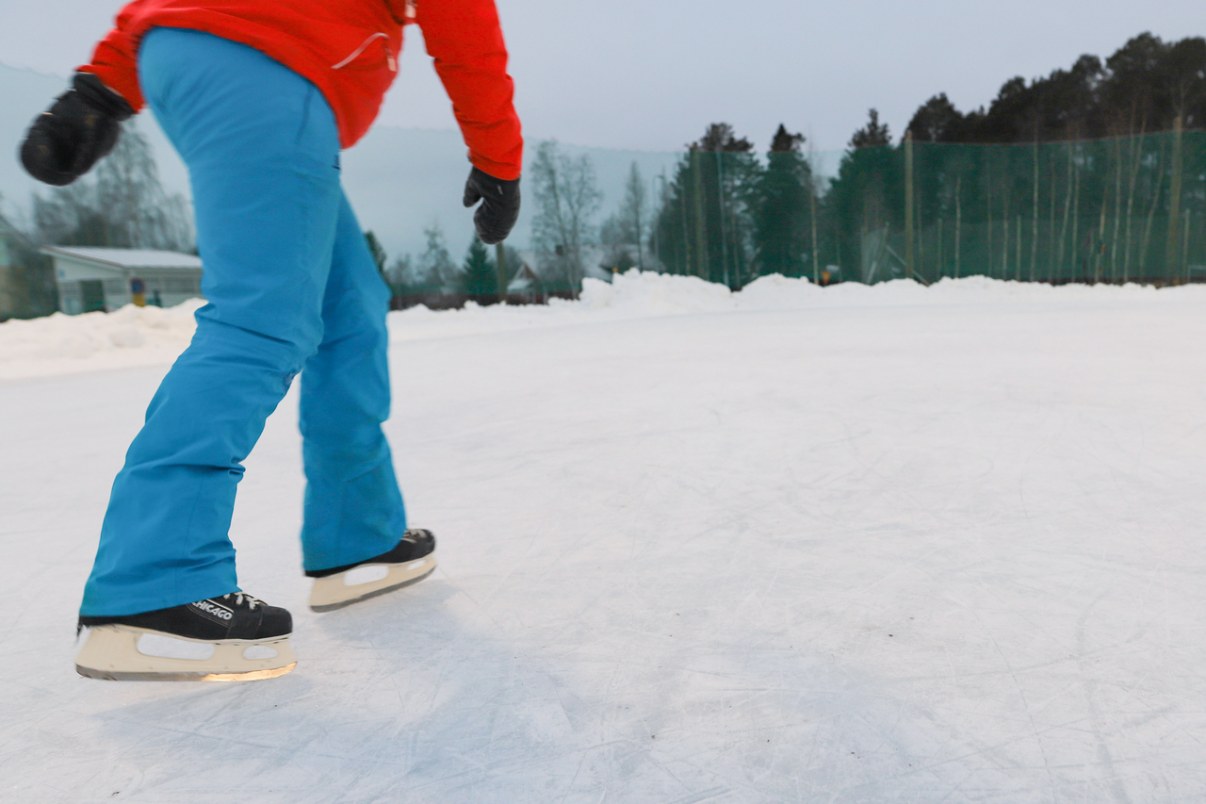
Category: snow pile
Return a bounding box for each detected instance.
[3,272,1205,380]
[384,272,743,345]
[0,299,204,379]
[574,270,737,315]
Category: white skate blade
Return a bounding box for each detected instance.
[75,625,297,682]
[309,555,437,612]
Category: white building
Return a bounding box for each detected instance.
[43,246,203,315]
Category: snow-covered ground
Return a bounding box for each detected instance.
[2,273,1205,802]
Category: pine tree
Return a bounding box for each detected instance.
[417,224,458,301]
[463,237,498,305]
[822,109,903,283]
[905,94,966,143]
[652,123,761,288]
[364,231,387,280]
[530,140,602,298]
[383,252,413,306]
[753,125,812,278]
[850,109,892,148]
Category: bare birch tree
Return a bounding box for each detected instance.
[33,122,192,250]
[530,140,602,297]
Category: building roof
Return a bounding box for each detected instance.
[506,262,541,292]
[41,246,202,271]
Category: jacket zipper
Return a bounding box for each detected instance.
[332,33,397,72]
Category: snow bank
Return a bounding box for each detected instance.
[0,299,203,379]
[574,270,736,315]
[3,273,1204,380]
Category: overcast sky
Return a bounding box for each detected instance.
[0,0,1201,154]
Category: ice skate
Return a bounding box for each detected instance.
[307,529,437,612]
[75,593,295,682]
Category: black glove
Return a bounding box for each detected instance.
[462,167,520,245]
[20,73,134,187]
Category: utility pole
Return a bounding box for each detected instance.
[904,130,915,281]
[1167,115,1184,285]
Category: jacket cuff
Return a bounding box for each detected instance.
[73,73,136,120]
[77,64,145,116]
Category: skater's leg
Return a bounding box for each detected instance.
[297,225,436,613]
[80,29,342,616]
[299,193,407,572]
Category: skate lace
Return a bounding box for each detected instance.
[221,593,262,610]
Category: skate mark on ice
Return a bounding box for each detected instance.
[1075,590,1134,804]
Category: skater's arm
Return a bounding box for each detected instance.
[78,1,149,113]
[419,0,523,181]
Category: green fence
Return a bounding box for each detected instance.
[647,129,1205,290]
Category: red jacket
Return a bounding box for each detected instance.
[81,0,523,180]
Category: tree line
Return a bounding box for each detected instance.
[377,225,526,309]
[10,31,1203,319]
[390,31,1204,301]
[906,33,1206,143]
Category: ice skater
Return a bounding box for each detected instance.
[19,0,522,681]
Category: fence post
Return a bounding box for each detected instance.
[1031,141,1040,282]
[905,131,915,281]
[810,172,820,285]
[954,175,962,278]
[693,150,708,281]
[495,243,507,303]
[1184,209,1192,284]
[1167,116,1185,285]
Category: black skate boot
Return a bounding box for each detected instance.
[306,529,438,612]
[75,593,295,682]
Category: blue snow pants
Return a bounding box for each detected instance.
[80,29,407,616]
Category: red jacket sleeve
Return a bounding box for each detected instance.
[77,1,149,112]
[418,0,523,180]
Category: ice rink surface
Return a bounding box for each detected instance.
[1,274,1204,802]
